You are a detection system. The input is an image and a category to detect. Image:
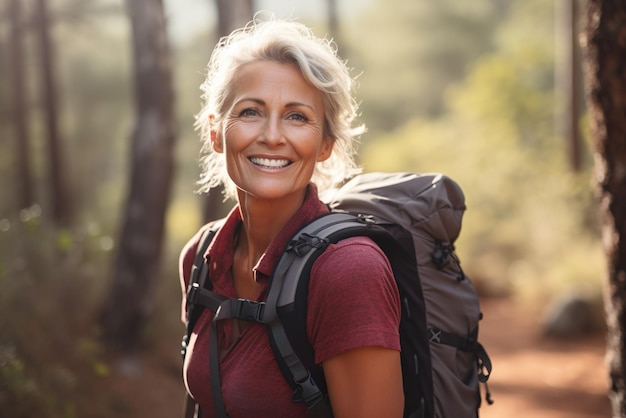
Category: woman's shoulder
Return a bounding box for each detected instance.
[310,235,394,289]
[316,235,389,269]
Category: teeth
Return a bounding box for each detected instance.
[250,157,290,168]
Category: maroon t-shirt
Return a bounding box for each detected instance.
[179,185,400,418]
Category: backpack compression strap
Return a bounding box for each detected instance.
[429,327,494,405]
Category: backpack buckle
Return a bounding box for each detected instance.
[291,234,329,256]
[235,299,266,323]
[357,213,376,228]
[185,282,200,310]
[292,372,325,407]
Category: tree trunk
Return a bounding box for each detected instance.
[9,0,35,211]
[99,0,176,351]
[582,0,626,415]
[327,0,341,47]
[215,0,253,35]
[34,0,72,226]
[555,0,584,172]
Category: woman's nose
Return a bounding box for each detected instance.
[260,116,285,146]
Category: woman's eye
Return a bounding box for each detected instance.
[239,108,259,117]
[287,113,308,122]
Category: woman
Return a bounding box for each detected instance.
[180,17,404,418]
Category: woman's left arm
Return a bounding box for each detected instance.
[308,237,404,418]
[323,346,404,418]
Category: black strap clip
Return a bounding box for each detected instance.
[292,372,325,408]
[290,233,329,256]
[186,282,200,310]
[234,298,266,323]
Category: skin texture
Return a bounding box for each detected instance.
[324,347,404,418]
[210,61,404,417]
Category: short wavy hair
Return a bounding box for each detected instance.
[195,16,364,200]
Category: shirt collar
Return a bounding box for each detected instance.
[255,184,329,279]
[206,184,329,299]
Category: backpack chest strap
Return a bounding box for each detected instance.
[214,298,266,323]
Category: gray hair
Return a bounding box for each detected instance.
[195,16,364,200]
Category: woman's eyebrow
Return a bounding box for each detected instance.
[286,101,315,111]
[234,98,315,111]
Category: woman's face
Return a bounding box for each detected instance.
[212,61,333,203]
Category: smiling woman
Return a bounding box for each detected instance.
[179,16,403,418]
[195,18,363,201]
[213,60,332,204]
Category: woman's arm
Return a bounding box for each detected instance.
[309,237,403,417]
[323,346,404,418]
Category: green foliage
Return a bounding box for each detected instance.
[360,0,601,303]
[344,0,509,133]
[0,207,114,417]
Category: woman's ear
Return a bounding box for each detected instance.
[209,115,224,153]
[317,135,334,162]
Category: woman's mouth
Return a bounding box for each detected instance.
[249,157,291,169]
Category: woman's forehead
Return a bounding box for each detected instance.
[227,61,325,111]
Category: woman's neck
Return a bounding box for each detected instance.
[236,188,308,268]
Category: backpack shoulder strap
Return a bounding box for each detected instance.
[181,219,225,359]
[181,221,225,418]
[269,212,394,311]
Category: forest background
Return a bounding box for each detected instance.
[0,0,607,417]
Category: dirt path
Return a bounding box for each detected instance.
[92,296,611,418]
[479,297,610,418]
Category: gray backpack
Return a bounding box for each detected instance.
[183,172,493,418]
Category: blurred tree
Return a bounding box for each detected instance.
[54,4,130,226]
[34,0,73,226]
[582,0,626,415]
[51,1,130,225]
[327,0,340,47]
[555,0,584,172]
[9,0,35,211]
[99,0,176,351]
[216,0,253,36]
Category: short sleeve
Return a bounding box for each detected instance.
[307,236,401,364]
